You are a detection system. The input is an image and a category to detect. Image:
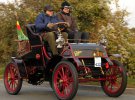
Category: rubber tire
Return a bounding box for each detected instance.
[4,62,23,95]
[101,60,127,97]
[52,60,78,100]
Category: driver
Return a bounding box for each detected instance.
[35,4,68,56]
[57,1,89,43]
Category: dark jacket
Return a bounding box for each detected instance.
[35,13,60,32]
[57,11,78,33]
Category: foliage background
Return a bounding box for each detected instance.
[0,0,135,78]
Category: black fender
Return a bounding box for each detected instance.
[45,55,63,81]
[108,54,122,58]
[104,57,113,66]
[45,55,73,81]
[106,54,122,66]
[11,57,27,78]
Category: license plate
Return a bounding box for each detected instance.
[94,57,101,67]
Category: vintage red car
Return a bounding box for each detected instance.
[4,22,127,100]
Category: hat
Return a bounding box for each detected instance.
[44,4,54,11]
[61,1,71,9]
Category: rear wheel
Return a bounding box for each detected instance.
[4,62,22,95]
[52,61,78,100]
[101,60,127,97]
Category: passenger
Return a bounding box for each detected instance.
[57,1,89,43]
[35,4,68,56]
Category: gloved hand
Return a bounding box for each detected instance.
[47,23,54,29]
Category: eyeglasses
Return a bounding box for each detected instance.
[64,6,71,9]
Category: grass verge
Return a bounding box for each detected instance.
[0,67,4,79]
[127,78,135,88]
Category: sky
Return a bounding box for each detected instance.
[111,0,135,28]
[0,0,135,28]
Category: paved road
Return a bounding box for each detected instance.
[0,80,135,100]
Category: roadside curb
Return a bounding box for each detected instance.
[79,84,135,95]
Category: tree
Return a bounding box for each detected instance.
[0,0,135,78]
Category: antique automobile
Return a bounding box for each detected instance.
[3,22,127,100]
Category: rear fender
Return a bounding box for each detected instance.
[11,57,27,78]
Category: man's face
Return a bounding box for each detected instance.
[46,10,54,16]
[63,7,70,14]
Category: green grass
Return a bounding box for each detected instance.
[0,67,5,79]
[127,78,135,88]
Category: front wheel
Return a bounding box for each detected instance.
[101,60,127,97]
[4,62,22,95]
[52,61,78,100]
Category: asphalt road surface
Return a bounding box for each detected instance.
[0,80,135,100]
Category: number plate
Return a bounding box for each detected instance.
[94,57,101,67]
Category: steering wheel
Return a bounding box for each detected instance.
[51,22,69,31]
[53,22,69,26]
